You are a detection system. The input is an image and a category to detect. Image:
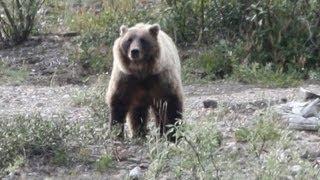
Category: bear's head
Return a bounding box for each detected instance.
[118,23,160,63]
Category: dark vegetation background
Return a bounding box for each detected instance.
[1,0,320,87]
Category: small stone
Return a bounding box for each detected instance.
[290,165,302,176]
[139,163,149,170]
[129,166,143,180]
[281,98,288,103]
[203,100,218,109]
[35,102,44,107]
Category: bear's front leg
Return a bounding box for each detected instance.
[109,95,129,138]
[164,93,183,142]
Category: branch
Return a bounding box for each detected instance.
[0,0,18,33]
[183,136,206,172]
[15,0,25,29]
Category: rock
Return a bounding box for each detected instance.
[290,165,302,176]
[281,98,288,103]
[301,98,320,118]
[129,166,143,180]
[139,163,149,170]
[300,150,320,160]
[203,100,218,109]
[299,87,320,101]
[288,115,320,131]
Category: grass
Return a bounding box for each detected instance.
[0,111,111,177]
[0,61,29,85]
[231,63,303,88]
[145,109,318,179]
[95,154,113,173]
[72,74,108,120]
[182,58,302,88]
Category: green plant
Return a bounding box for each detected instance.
[235,127,251,142]
[94,154,113,172]
[244,0,320,70]
[0,110,111,175]
[72,74,108,120]
[0,0,44,46]
[51,148,69,166]
[200,41,234,79]
[309,69,320,81]
[146,115,223,179]
[0,61,29,85]
[235,112,281,157]
[231,62,303,88]
[0,114,69,175]
[163,0,320,78]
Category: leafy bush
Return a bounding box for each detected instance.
[146,115,223,179]
[68,0,159,74]
[232,62,303,88]
[0,61,28,85]
[146,109,318,179]
[163,0,320,74]
[235,115,281,157]
[161,0,248,44]
[199,41,234,79]
[0,115,69,174]
[243,0,320,70]
[94,154,113,172]
[0,0,44,47]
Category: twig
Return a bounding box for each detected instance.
[0,0,18,33]
[183,136,205,172]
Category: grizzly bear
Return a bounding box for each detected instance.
[106,23,183,141]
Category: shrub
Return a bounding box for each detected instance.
[0,0,44,47]
[199,41,234,79]
[243,0,320,70]
[94,154,113,172]
[146,115,223,179]
[0,115,69,175]
[146,109,318,179]
[232,62,303,88]
[164,0,320,73]
[161,0,248,44]
[68,0,159,74]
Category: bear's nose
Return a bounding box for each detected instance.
[131,49,140,58]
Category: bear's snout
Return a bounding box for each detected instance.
[130,49,140,59]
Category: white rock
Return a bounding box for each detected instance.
[299,87,320,101]
[288,115,320,131]
[129,166,143,180]
[290,165,302,176]
[301,98,320,118]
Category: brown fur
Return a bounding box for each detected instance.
[106,23,183,141]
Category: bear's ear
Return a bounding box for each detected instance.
[149,24,160,37]
[120,25,128,36]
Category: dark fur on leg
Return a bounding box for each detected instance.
[164,94,183,142]
[152,94,183,142]
[109,97,129,138]
[128,105,149,138]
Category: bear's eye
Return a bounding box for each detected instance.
[127,38,133,43]
[140,38,146,44]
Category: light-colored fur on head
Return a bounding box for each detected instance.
[112,23,181,76]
